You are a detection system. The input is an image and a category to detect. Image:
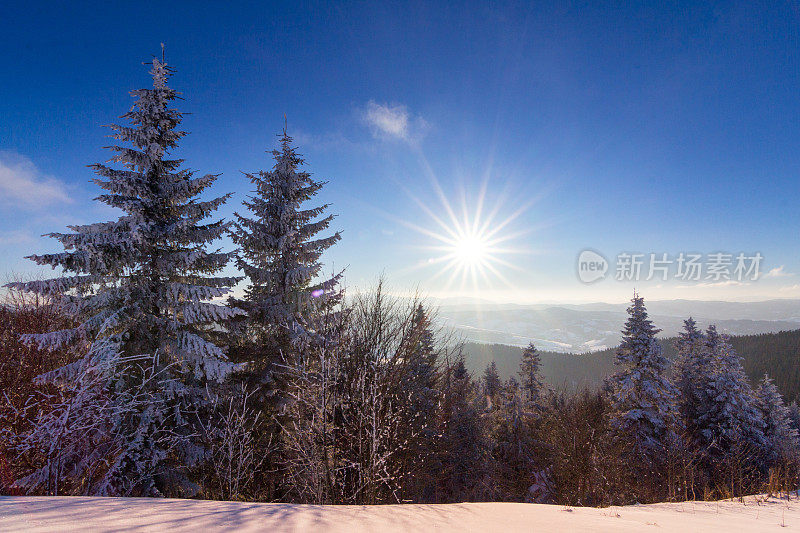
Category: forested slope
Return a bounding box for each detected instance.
[462,329,800,402]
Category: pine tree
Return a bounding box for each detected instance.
[518,342,545,408]
[483,361,501,401]
[672,318,709,449]
[754,374,798,466]
[402,305,440,452]
[394,304,441,502]
[5,56,239,496]
[673,318,705,399]
[439,358,491,502]
[607,294,680,464]
[488,376,537,500]
[229,127,342,397]
[698,326,765,465]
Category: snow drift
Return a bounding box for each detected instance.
[2,494,799,532]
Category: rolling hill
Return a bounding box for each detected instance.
[461,329,800,403]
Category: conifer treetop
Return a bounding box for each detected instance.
[231,127,343,348]
[616,292,663,368]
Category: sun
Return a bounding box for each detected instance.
[452,233,489,266]
[389,176,533,296]
[375,146,539,296]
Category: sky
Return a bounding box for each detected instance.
[1,1,799,304]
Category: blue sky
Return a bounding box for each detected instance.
[1,1,799,303]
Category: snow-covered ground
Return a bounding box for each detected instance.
[1,494,799,532]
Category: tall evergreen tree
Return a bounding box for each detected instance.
[394,304,441,502]
[487,376,537,500]
[483,361,501,401]
[754,374,797,465]
[402,304,440,440]
[697,326,765,464]
[230,128,342,392]
[518,342,545,408]
[672,318,709,449]
[228,128,342,502]
[6,56,239,496]
[439,358,491,501]
[607,294,680,463]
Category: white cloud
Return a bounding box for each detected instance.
[675,280,746,289]
[0,151,72,208]
[362,101,427,143]
[764,265,793,278]
[779,284,800,292]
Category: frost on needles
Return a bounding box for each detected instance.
[607,294,681,466]
[229,129,343,391]
[5,57,241,497]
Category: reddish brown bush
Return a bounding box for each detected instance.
[0,283,74,494]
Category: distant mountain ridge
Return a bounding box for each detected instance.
[433,298,800,352]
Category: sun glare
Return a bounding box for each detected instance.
[453,233,489,265]
[388,161,536,295]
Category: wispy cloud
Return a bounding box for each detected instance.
[779,284,800,292]
[0,151,72,209]
[362,101,428,143]
[764,265,793,278]
[675,280,746,289]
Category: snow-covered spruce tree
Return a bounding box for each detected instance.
[483,361,501,402]
[672,318,710,449]
[403,305,440,433]
[438,357,493,502]
[487,376,538,500]
[5,57,239,496]
[393,304,441,502]
[606,294,680,467]
[755,374,799,467]
[518,342,545,409]
[698,325,765,468]
[230,128,342,399]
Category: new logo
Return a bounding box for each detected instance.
[577,249,608,283]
